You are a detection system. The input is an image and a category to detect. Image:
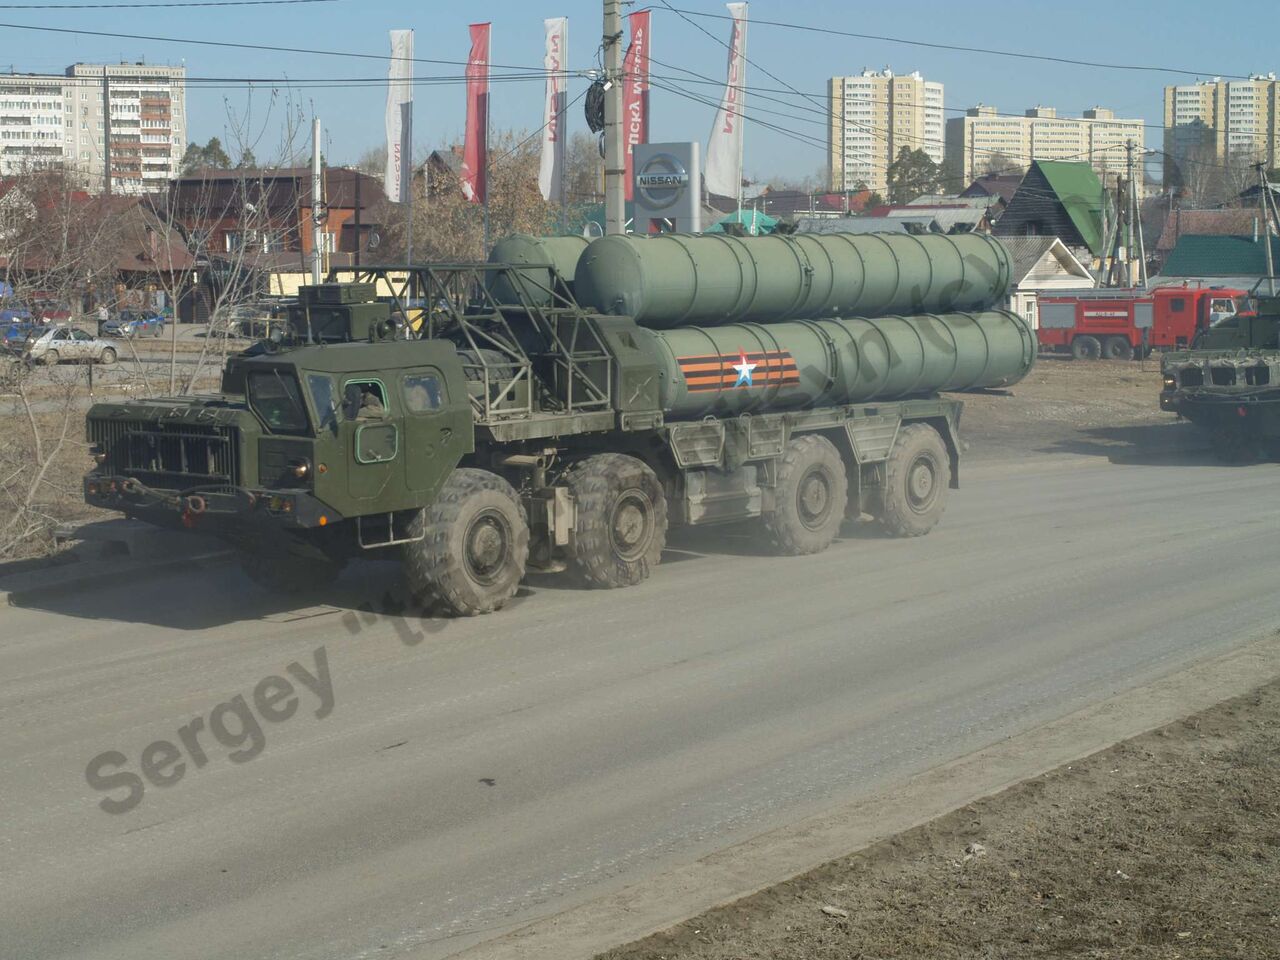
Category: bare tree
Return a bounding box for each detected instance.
[387,130,555,262]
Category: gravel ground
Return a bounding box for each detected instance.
[600,676,1280,960]
[958,356,1195,464]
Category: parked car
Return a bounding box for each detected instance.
[0,301,32,324]
[25,325,118,365]
[31,299,73,324]
[102,310,165,338]
[2,320,35,347]
[221,302,290,339]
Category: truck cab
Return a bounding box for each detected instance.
[85,290,473,561]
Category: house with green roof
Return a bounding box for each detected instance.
[1158,233,1280,284]
[992,160,1108,258]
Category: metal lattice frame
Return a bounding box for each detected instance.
[327,263,613,423]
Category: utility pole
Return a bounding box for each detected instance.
[1258,163,1276,296]
[603,0,626,235]
[1134,147,1149,289]
[310,116,323,285]
[1125,141,1141,287]
[102,72,111,196]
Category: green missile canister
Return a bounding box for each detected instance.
[644,309,1035,419]
[487,234,590,307]
[574,232,1014,328]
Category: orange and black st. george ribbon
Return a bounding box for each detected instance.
[677,350,801,393]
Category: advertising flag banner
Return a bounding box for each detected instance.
[384,29,414,203]
[538,17,568,202]
[622,10,650,202]
[704,2,747,201]
[461,22,491,204]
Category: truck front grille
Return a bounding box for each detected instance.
[89,418,240,491]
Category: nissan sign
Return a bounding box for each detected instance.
[633,142,702,231]
[635,153,689,210]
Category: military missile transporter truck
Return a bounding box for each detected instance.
[84,232,1034,615]
[1160,281,1280,461]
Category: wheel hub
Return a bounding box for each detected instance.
[797,468,832,529]
[907,457,936,509]
[464,511,510,584]
[610,492,654,562]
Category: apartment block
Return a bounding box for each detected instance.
[1163,74,1280,174]
[0,62,185,195]
[944,105,1144,196]
[828,69,944,194]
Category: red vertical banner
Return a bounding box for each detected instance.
[462,22,490,204]
[622,10,650,202]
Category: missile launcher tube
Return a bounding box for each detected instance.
[644,309,1035,419]
[575,232,1014,328]
[487,234,590,307]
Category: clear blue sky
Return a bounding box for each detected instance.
[4,0,1276,181]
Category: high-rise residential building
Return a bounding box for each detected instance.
[0,62,186,194]
[827,69,944,194]
[1162,74,1280,177]
[944,105,1145,196]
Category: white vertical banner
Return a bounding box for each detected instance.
[384,29,414,203]
[704,1,747,202]
[538,16,568,202]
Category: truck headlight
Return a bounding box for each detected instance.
[290,460,310,479]
[1163,376,1176,388]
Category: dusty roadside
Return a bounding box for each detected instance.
[958,356,1195,464]
[599,678,1280,960]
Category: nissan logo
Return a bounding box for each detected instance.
[635,153,689,210]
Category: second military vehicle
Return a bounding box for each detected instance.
[84,232,1035,616]
[1160,280,1280,461]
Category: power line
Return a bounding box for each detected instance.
[651,6,1253,81]
[0,0,337,7]
[0,21,554,74]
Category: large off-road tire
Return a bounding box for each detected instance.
[403,468,529,616]
[563,453,667,588]
[1102,336,1134,361]
[878,423,951,538]
[239,550,344,594]
[764,434,848,555]
[1071,335,1101,361]
[98,346,117,365]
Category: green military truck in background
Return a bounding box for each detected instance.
[84,232,1035,616]
[1160,280,1280,461]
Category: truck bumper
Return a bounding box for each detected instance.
[84,476,340,538]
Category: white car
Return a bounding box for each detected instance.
[25,325,119,365]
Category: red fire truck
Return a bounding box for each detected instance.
[1037,286,1249,360]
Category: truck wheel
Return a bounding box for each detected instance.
[563,453,667,587]
[1070,336,1101,361]
[403,468,529,616]
[878,423,950,538]
[239,550,344,594]
[1103,336,1134,361]
[41,349,59,365]
[764,435,848,555]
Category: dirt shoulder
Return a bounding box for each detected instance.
[957,356,1202,465]
[599,678,1280,960]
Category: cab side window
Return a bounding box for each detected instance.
[342,379,388,420]
[403,372,445,413]
[1169,297,1186,313]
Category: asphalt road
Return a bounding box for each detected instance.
[3,428,1280,960]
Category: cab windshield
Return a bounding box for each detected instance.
[247,368,310,433]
